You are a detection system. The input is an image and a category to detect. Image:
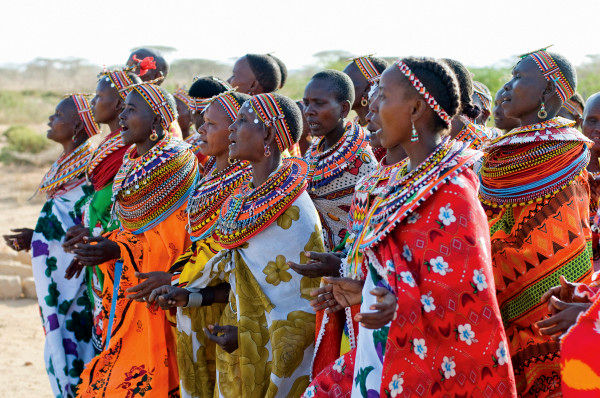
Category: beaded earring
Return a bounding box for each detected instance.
[149,129,158,141]
[264,143,271,157]
[361,97,369,107]
[538,101,547,119]
[411,122,419,142]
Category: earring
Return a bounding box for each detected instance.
[149,129,158,141]
[538,101,548,119]
[411,122,419,142]
[228,157,235,165]
[264,144,271,157]
[361,97,369,107]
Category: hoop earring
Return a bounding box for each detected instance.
[264,144,271,157]
[361,97,369,107]
[411,122,419,142]
[228,158,235,165]
[149,129,158,141]
[538,101,548,119]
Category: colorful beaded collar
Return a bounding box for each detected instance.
[454,119,490,150]
[38,141,94,197]
[357,138,480,251]
[86,128,126,179]
[187,158,252,240]
[184,129,203,155]
[305,121,369,191]
[486,117,592,150]
[217,157,308,248]
[112,136,198,232]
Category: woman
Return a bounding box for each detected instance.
[154,93,324,397]
[302,70,377,251]
[227,53,281,95]
[582,93,600,269]
[174,87,194,140]
[73,82,198,397]
[63,67,138,352]
[342,56,388,127]
[305,57,515,397]
[479,49,593,397]
[492,87,520,134]
[4,94,101,397]
[151,90,252,398]
[558,92,585,128]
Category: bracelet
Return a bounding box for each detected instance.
[185,292,203,308]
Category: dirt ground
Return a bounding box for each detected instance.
[0,162,52,396]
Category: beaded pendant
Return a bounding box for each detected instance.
[217,157,308,248]
[187,158,252,240]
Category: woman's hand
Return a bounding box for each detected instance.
[204,324,238,353]
[73,236,120,266]
[64,259,86,280]
[540,275,581,304]
[127,271,173,302]
[3,228,33,252]
[148,285,190,309]
[536,296,592,340]
[310,276,364,313]
[63,225,89,253]
[355,287,396,330]
[288,251,341,278]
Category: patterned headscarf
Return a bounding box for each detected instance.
[71,94,101,137]
[247,93,293,151]
[473,81,492,113]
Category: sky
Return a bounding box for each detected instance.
[2,0,599,70]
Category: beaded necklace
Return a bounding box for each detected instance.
[454,120,489,150]
[305,121,368,191]
[480,118,592,208]
[86,128,126,179]
[217,157,308,248]
[112,136,198,232]
[356,138,480,251]
[187,158,252,240]
[38,141,93,197]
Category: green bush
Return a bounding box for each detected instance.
[3,125,48,153]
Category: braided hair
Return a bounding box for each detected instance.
[245,54,282,93]
[442,58,480,120]
[400,57,461,129]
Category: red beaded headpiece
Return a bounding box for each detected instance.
[395,60,452,125]
[173,88,191,109]
[98,67,136,101]
[211,91,243,122]
[527,49,574,103]
[352,55,381,84]
[71,94,101,137]
[562,97,583,118]
[248,93,293,151]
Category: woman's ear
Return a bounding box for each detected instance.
[250,80,261,95]
[153,114,163,135]
[341,100,351,119]
[263,124,276,147]
[411,97,427,123]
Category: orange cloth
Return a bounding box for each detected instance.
[77,206,190,397]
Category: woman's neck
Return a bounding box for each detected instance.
[107,117,121,134]
[385,144,407,165]
[588,151,600,173]
[136,138,158,156]
[321,121,346,151]
[403,132,442,171]
[355,106,368,127]
[214,152,230,173]
[519,110,554,127]
[251,152,281,187]
[59,132,85,155]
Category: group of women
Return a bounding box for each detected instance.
[4,46,600,397]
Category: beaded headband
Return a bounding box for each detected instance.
[562,97,583,118]
[189,97,212,114]
[352,55,381,84]
[173,88,191,109]
[122,82,176,130]
[70,94,101,137]
[525,49,574,103]
[247,93,293,151]
[473,81,492,112]
[98,67,136,101]
[210,91,243,122]
[395,60,452,125]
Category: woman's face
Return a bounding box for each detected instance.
[493,88,520,131]
[228,102,267,162]
[343,63,368,110]
[302,79,346,138]
[373,67,413,149]
[501,57,548,120]
[583,96,600,153]
[175,97,192,137]
[227,56,257,95]
[91,79,121,124]
[119,91,157,146]
[198,102,233,158]
[366,85,382,148]
[47,99,79,144]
